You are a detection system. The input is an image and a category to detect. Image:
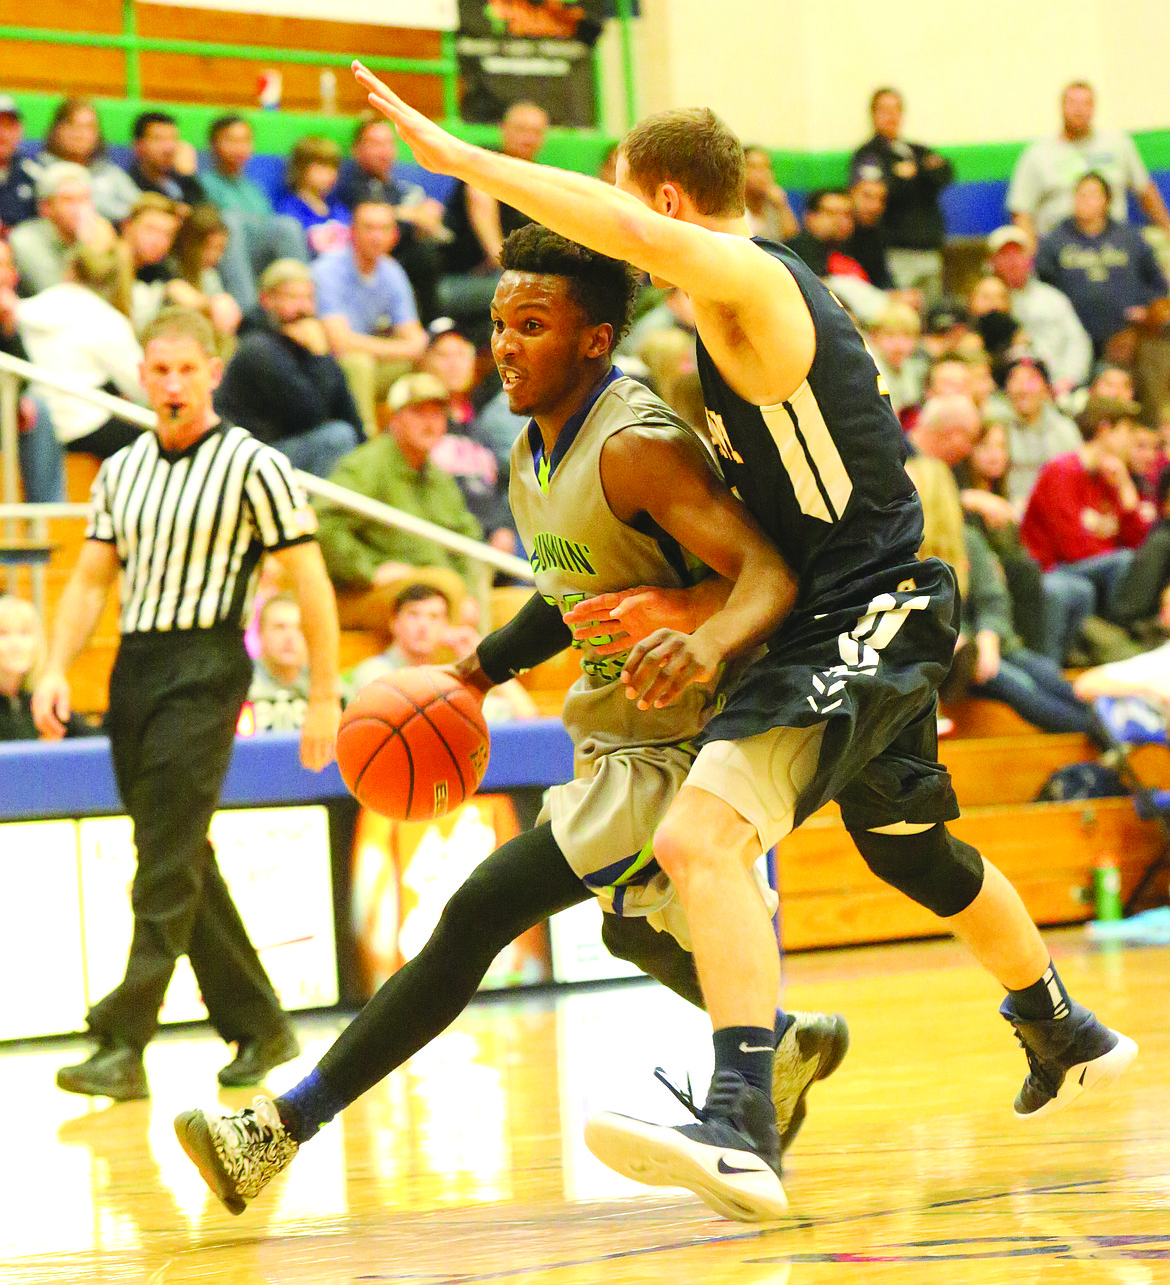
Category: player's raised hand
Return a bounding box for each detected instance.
[352,61,471,175]
[564,586,694,655]
[621,629,721,710]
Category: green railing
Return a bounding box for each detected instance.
[0,1,639,130]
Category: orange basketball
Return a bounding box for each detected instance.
[337,667,490,821]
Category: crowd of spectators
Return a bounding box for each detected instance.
[7,77,1170,740]
[739,79,1170,729]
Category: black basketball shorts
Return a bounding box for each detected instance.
[686,557,961,849]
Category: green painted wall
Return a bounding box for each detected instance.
[12,89,1170,185]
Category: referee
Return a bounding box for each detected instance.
[33,307,342,1101]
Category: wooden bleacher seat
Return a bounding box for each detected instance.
[781,797,1159,950]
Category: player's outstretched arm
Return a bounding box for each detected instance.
[600,427,797,708]
[352,63,799,322]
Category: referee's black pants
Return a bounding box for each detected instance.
[87,629,288,1053]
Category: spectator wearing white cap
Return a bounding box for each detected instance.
[988,224,1092,394]
[0,94,38,229]
[314,371,486,633]
[8,161,115,295]
[1008,82,1170,243]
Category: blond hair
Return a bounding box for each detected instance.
[140,306,217,357]
[874,301,921,337]
[0,595,47,692]
[620,107,746,217]
[69,244,131,316]
[903,456,968,596]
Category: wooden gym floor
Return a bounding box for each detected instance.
[3,929,1167,1285]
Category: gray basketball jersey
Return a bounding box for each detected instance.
[510,373,729,767]
[509,372,773,943]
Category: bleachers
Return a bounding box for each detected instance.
[25,452,1161,953]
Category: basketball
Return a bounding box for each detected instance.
[336,667,490,820]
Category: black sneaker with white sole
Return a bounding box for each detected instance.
[1000,998,1138,1118]
[584,1069,788,1222]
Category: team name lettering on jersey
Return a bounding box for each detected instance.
[545,591,627,681]
[530,531,596,576]
[705,408,745,464]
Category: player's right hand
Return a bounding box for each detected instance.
[621,629,721,710]
[353,62,472,176]
[564,586,692,655]
[31,670,71,740]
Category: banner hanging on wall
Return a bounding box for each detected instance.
[456,0,604,126]
[148,0,458,30]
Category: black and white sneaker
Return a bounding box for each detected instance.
[773,1012,849,1154]
[1001,998,1138,1119]
[174,1096,298,1215]
[584,1069,788,1221]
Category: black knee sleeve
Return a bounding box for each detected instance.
[849,823,984,918]
[601,913,704,1009]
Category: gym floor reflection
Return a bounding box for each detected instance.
[4,930,1167,1284]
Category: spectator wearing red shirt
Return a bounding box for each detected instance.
[1022,395,1150,660]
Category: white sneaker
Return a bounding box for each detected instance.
[174,1096,298,1214]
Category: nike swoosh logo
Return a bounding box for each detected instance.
[1079,1068,1088,1086]
[738,1042,773,1053]
[717,1156,768,1175]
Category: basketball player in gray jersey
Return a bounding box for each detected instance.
[172,226,844,1219]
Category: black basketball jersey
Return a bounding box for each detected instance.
[695,239,924,644]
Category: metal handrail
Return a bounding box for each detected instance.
[0,350,534,582]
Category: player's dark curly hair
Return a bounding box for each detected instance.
[499,224,640,350]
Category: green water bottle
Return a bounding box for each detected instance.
[1093,856,1123,921]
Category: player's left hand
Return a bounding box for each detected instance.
[300,696,341,771]
[564,586,693,655]
[621,629,721,709]
[353,61,473,176]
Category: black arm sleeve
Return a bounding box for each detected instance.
[476,590,572,684]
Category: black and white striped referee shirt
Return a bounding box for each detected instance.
[86,423,319,634]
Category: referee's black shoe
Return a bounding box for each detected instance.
[57,1042,149,1101]
[218,1026,301,1088]
[585,1069,788,1221]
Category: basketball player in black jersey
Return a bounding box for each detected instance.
[353,65,1136,1221]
